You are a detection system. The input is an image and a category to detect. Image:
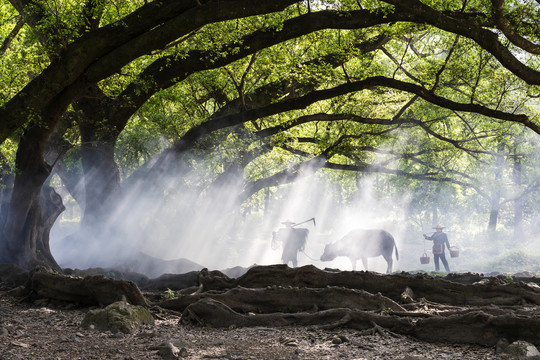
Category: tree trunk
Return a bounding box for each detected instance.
[513,156,524,239]
[76,90,121,231]
[53,159,86,209]
[488,145,505,232]
[0,126,62,270]
[46,113,86,209]
[39,184,66,266]
[0,153,15,232]
[79,138,120,229]
[488,206,500,231]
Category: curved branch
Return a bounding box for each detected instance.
[0,17,24,55]
[114,10,396,123]
[383,0,540,85]
[287,140,494,201]
[8,0,69,54]
[237,146,484,203]
[172,76,535,154]
[0,0,297,143]
[238,155,326,203]
[83,0,298,82]
[491,0,540,55]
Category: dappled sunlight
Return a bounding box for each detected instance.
[49,148,540,276]
[51,158,414,273]
[0,0,537,284]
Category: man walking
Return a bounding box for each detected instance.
[272,220,309,267]
[424,224,451,273]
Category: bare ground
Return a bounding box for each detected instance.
[0,291,499,360]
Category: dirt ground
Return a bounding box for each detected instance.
[0,291,500,360]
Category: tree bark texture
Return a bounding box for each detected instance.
[29,267,148,307]
[0,126,63,271]
[158,286,406,313]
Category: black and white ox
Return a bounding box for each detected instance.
[320,229,398,273]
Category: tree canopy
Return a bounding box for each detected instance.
[0,0,538,272]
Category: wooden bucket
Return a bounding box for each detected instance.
[449,246,460,258]
[420,253,430,264]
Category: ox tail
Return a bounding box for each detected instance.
[392,235,399,261]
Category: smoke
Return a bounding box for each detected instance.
[50,153,410,274]
[50,138,540,275]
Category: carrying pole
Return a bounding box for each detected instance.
[292,217,316,227]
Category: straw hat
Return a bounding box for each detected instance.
[281,219,295,226]
[433,224,445,229]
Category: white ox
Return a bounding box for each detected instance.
[320,228,398,273]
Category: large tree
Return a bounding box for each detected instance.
[0,0,538,270]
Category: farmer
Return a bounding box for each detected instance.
[272,220,309,267]
[423,224,451,273]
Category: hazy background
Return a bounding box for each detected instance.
[49,153,540,276]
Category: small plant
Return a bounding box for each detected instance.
[163,288,175,299]
[432,272,446,278]
[504,276,514,284]
[382,307,394,315]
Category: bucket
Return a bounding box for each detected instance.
[420,253,430,264]
[449,246,460,258]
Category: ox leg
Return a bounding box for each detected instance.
[361,257,368,271]
[385,258,393,274]
[382,252,393,273]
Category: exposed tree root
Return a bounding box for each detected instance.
[181,297,540,346]
[28,267,148,306]
[8,264,540,348]
[158,285,405,313]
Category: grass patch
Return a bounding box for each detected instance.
[486,250,540,274]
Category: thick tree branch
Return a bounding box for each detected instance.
[171,76,535,155]
[238,155,327,202]
[113,10,396,125]
[0,0,297,143]
[383,0,540,85]
[83,0,298,83]
[8,0,69,54]
[491,0,540,55]
[0,17,24,55]
[237,146,470,203]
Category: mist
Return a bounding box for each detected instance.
[50,151,540,276]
